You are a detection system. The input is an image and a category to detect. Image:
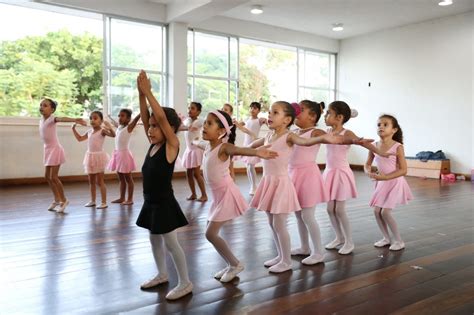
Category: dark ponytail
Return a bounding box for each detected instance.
[213,110,236,144]
[380,114,403,144]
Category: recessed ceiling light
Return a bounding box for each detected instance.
[438,0,453,6]
[250,5,263,15]
[332,23,344,32]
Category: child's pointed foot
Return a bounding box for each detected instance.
[389,241,405,251]
[263,256,281,268]
[111,198,124,203]
[338,242,354,255]
[56,199,69,214]
[165,282,193,300]
[291,247,311,256]
[302,254,325,265]
[186,194,197,201]
[325,238,344,250]
[220,263,244,283]
[48,201,60,211]
[197,196,208,202]
[84,201,96,207]
[140,274,169,289]
[96,203,108,209]
[374,238,391,248]
[268,262,292,273]
[121,200,134,205]
[214,266,230,279]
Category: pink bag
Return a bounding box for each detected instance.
[441,173,455,182]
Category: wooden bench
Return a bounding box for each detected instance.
[406,158,450,179]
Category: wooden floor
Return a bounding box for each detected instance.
[1,172,473,314]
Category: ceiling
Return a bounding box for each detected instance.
[219,0,474,39]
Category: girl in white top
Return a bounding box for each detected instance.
[180,102,207,202]
[235,102,267,195]
[107,109,141,205]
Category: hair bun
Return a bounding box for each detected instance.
[350,109,358,118]
[291,102,301,116]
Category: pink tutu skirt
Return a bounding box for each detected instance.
[323,167,358,201]
[369,177,413,209]
[107,149,136,173]
[250,175,301,214]
[208,177,248,222]
[290,164,329,208]
[181,147,203,169]
[44,144,66,166]
[83,151,109,174]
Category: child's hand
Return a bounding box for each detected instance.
[351,137,375,145]
[103,120,112,128]
[324,134,344,144]
[259,117,267,125]
[256,145,278,159]
[76,118,87,126]
[137,70,152,94]
[369,171,387,180]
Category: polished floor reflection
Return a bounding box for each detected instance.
[1,173,473,314]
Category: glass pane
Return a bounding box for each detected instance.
[299,88,330,105]
[194,78,228,115]
[187,31,193,75]
[187,76,193,104]
[0,3,102,117]
[239,40,297,110]
[230,37,238,79]
[330,54,336,90]
[194,32,228,77]
[111,19,162,71]
[110,70,161,117]
[303,51,329,89]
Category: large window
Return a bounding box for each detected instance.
[187,30,238,116]
[106,18,166,117]
[0,3,166,118]
[0,3,103,117]
[239,39,298,117]
[298,50,336,105]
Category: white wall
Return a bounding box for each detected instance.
[337,11,473,174]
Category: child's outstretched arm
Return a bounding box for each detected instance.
[71,124,88,142]
[138,78,150,138]
[101,120,116,137]
[222,143,278,160]
[137,71,179,160]
[288,132,343,146]
[369,145,407,181]
[249,137,265,149]
[56,116,87,126]
[341,130,393,157]
[235,122,257,139]
[107,115,119,128]
[127,114,141,133]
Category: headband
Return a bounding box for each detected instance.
[210,110,232,143]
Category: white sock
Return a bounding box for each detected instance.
[301,206,323,256]
[163,230,191,286]
[266,212,281,261]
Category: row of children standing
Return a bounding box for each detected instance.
[39,99,141,212]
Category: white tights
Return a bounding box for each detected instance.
[246,164,258,193]
[326,200,353,246]
[294,206,323,256]
[150,230,190,286]
[266,212,291,265]
[374,207,402,242]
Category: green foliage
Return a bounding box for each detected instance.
[0,29,102,117]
